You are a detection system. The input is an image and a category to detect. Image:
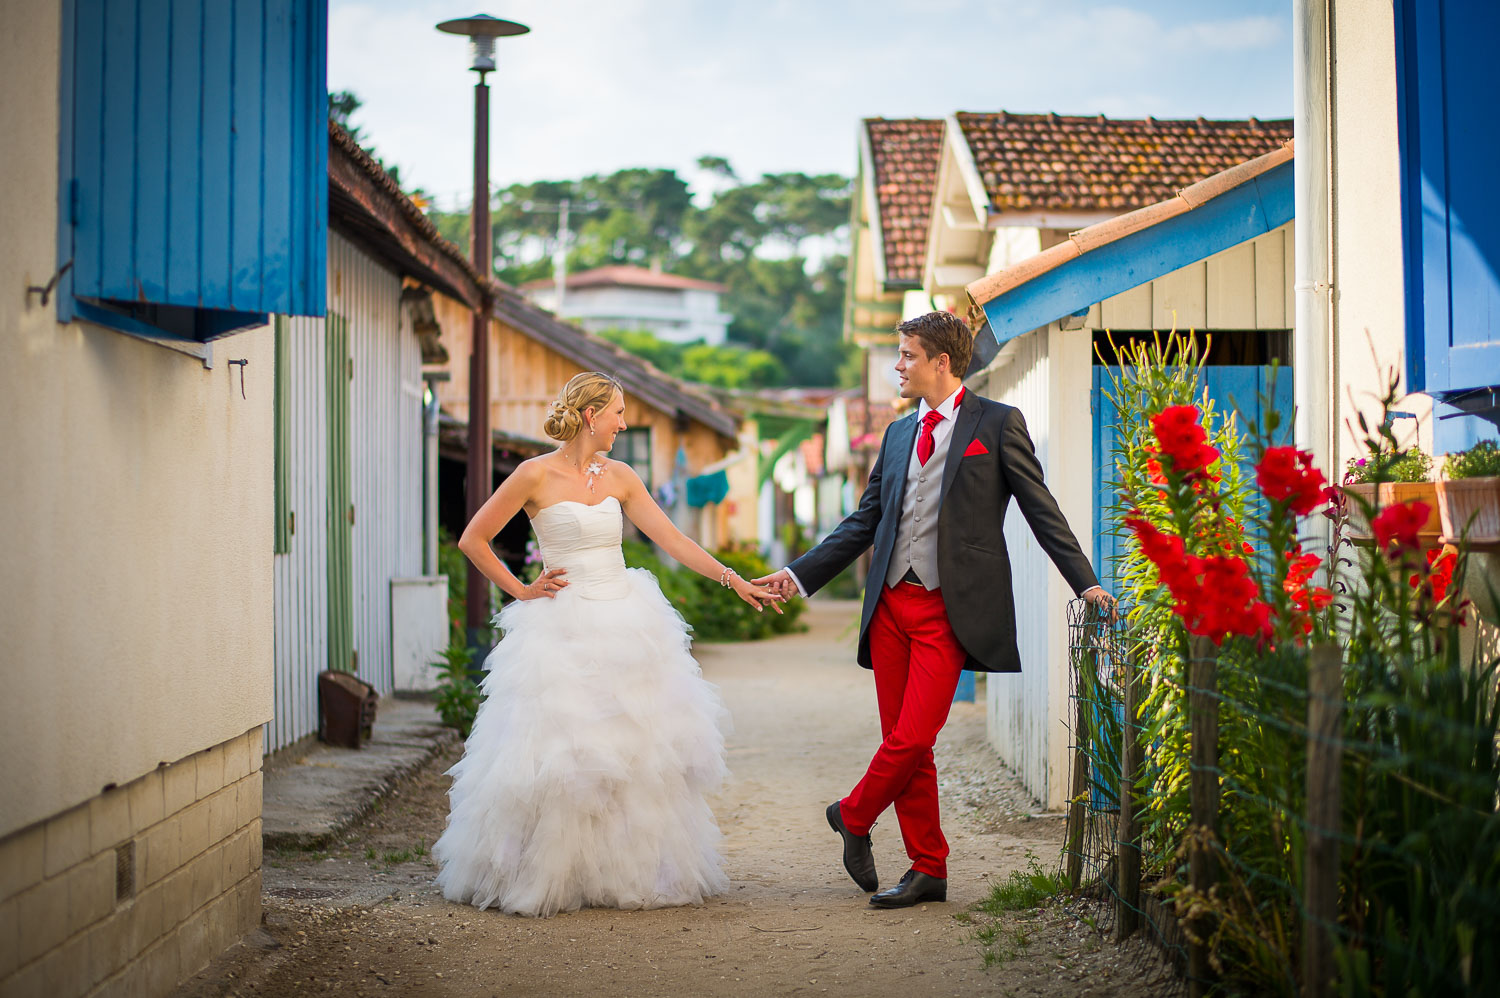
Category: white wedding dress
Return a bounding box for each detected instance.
[433,496,730,917]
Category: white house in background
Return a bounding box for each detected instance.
[520,264,733,345]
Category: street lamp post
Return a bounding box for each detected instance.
[436,13,529,659]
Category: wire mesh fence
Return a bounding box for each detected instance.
[1063,594,1500,997]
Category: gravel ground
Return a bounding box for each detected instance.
[175,600,1177,998]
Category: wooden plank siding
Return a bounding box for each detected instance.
[268,235,427,751]
[331,232,423,695]
[977,331,1057,801]
[271,314,329,752]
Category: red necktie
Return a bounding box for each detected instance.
[916,409,945,466]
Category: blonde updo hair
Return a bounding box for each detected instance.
[543,372,624,442]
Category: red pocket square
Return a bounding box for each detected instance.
[963,439,990,457]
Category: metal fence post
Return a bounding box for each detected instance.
[1115,643,1143,940]
[1188,635,1219,998]
[1064,609,1098,891]
[1303,642,1343,998]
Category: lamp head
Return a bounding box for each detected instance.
[435,14,529,73]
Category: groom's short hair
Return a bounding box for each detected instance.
[896,311,974,378]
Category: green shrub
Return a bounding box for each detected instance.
[431,640,480,737]
[1345,446,1432,484]
[622,539,806,641]
[1443,439,1500,479]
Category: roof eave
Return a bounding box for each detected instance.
[967,142,1295,347]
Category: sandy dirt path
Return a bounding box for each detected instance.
[177,599,1170,997]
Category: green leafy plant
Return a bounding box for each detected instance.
[1442,439,1500,479]
[621,539,806,641]
[1345,447,1432,484]
[1101,351,1498,995]
[431,640,480,738]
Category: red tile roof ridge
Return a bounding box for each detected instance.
[953,110,1292,128]
[967,140,1293,307]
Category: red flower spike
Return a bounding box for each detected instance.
[1256,447,1329,515]
[1371,501,1430,553]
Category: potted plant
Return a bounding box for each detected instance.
[1436,439,1500,545]
[1342,447,1439,544]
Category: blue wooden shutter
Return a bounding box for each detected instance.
[61,0,327,337]
[1395,0,1500,404]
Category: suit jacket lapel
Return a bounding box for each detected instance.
[885,412,918,517]
[940,389,981,503]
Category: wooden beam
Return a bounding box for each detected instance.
[327,140,486,309]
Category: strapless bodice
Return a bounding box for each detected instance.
[530,496,630,600]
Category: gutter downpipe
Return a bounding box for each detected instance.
[1294,0,1334,548]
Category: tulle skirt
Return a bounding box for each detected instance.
[433,568,730,917]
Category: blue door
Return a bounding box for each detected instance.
[1091,364,1295,596]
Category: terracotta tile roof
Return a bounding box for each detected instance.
[519,265,725,294]
[864,118,945,287]
[956,112,1293,214]
[967,141,1294,308]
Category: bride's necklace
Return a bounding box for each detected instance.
[561,450,606,493]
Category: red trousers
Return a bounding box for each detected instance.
[839,581,967,878]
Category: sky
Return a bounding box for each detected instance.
[329,0,1293,211]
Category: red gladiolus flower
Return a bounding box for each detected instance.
[1146,457,1166,485]
[1284,552,1333,612]
[1371,501,1430,553]
[1150,405,1220,477]
[1126,515,1272,644]
[1256,447,1329,515]
[1410,548,1457,603]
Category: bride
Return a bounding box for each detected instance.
[433,371,782,917]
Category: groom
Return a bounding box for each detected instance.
[755,311,1113,908]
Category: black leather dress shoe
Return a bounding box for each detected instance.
[869,869,947,908]
[825,801,878,892]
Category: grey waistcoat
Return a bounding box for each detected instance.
[883,415,953,590]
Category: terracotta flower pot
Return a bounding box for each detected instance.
[1342,481,1442,545]
[1435,476,1500,545]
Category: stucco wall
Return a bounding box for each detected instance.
[1329,0,1433,463]
[0,1,274,838]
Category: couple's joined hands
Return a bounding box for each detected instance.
[751,569,800,601]
[521,566,787,614]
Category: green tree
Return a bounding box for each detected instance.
[428,157,854,387]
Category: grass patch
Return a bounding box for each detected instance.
[965,855,1068,969]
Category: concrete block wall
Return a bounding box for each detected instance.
[0,727,264,997]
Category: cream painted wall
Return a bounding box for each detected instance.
[1329,0,1433,465]
[0,1,274,837]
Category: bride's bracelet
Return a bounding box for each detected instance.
[719,566,739,588]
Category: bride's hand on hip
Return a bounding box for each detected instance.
[730,573,785,614]
[522,568,569,600]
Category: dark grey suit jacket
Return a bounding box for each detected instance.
[787,390,1099,673]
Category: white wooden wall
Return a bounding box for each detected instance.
[270,315,329,752]
[976,324,1095,810]
[979,330,1054,802]
[332,232,415,697]
[269,235,427,752]
[396,305,425,578]
[1085,223,1293,332]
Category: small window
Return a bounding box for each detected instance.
[57,0,328,346]
[614,428,653,486]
